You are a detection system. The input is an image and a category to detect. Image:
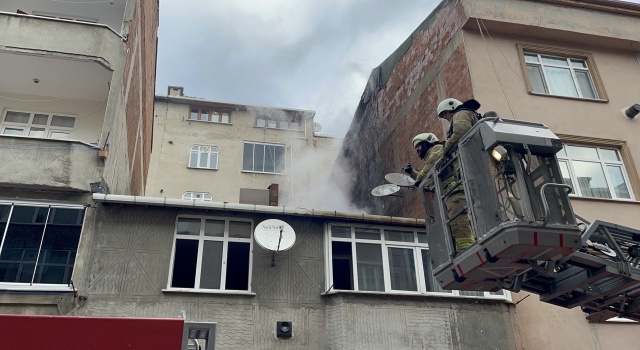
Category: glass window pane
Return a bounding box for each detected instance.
[225,242,250,290]
[49,208,81,225]
[331,226,351,238]
[190,109,199,120]
[607,165,631,199]
[229,221,252,238]
[200,110,209,121]
[527,65,546,94]
[264,145,275,173]
[558,145,567,157]
[567,145,599,160]
[221,113,230,123]
[171,239,199,288]
[254,144,265,172]
[387,247,417,291]
[4,111,31,123]
[209,153,217,169]
[199,241,223,289]
[211,111,219,122]
[543,67,578,97]
[459,291,485,296]
[243,143,254,171]
[51,116,75,128]
[421,250,449,293]
[32,114,49,125]
[0,206,49,283]
[29,128,45,137]
[3,128,24,136]
[256,118,265,127]
[355,227,380,240]
[204,220,225,237]
[35,209,83,284]
[417,232,428,244]
[50,132,70,139]
[279,121,288,129]
[177,218,201,235]
[275,146,285,173]
[575,71,596,99]
[572,161,612,199]
[203,194,212,201]
[268,120,277,128]
[331,241,353,290]
[356,243,384,291]
[600,149,620,162]
[199,151,208,168]
[541,56,569,66]
[524,54,539,63]
[182,193,193,200]
[558,161,574,189]
[384,230,414,242]
[290,122,299,130]
[571,59,587,68]
[189,151,198,168]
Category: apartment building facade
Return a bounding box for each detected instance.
[148,87,343,208]
[335,0,640,348]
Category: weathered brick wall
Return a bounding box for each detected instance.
[338,0,473,218]
[121,0,159,195]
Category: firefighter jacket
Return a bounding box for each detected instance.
[442,109,478,155]
[410,144,444,182]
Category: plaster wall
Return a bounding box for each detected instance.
[50,204,515,350]
[147,100,342,206]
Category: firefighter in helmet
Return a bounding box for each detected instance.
[404,133,443,185]
[436,97,481,253]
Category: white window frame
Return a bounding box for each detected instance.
[182,192,212,201]
[188,145,219,170]
[558,144,635,201]
[1,110,75,139]
[0,200,86,292]
[524,52,598,99]
[324,223,510,300]
[242,141,286,174]
[166,215,254,293]
[255,117,302,131]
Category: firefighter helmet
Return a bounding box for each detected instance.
[412,133,439,149]
[437,98,462,117]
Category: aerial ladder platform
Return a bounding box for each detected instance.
[420,116,640,322]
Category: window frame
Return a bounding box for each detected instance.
[324,223,510,300]
[1,110,76,140]
[166,215,254,293]
[516,43,608,102]
[558,144,636,201]
[182,192,213,201]
[188,145,219,170]
[0,200,86,292]
[189,107,232,124]
[241,141,286,175]
[255,117,302,131]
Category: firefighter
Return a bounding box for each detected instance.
[403,133,443,185]
[436,98,481,253]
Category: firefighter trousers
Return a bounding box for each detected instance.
[444,191,475,252]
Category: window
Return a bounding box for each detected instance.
[255,117,301,130]
[182,192,212,201]
[1,111,75,139]
[168,216,253,292]
[517,44,607,101]
[242,142,285,174]
[0,203,85,287]
[558,145,635,200]
[327,224,506,298]
[189,145,218,169]
[189,108,231,124]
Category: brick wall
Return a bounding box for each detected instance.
[121,0,159,195]
[338,0,474,218]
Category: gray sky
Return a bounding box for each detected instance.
[155,0,440,136]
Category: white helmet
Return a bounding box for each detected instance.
[412,133,439,148]
[437,98,462,117]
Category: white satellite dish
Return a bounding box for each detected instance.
[313,122,322,132]
[385,173,416,187]
[254,219,296,252]
[371,184,400,197]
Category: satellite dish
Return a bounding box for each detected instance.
[385,173,416,187]
[592,242,617,257]
[371,184,400,197]
[254,219,296,252]
[313,122,322,132]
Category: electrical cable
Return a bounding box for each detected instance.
[479,19,525,82]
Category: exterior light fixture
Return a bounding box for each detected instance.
[492,145,508,162]
[629,245,640,258]
[624,104,640,119]
[276,321,292,338]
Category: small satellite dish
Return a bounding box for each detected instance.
[254,219,296,252]
[371,184,400,197]
[385,173,416,187]
[313,122,322,132]
[592,242,617,257]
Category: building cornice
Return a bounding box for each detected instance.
[532,0,640,16]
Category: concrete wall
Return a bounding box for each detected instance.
[147,100,342,206]
[46,203,514,350]
[0,136,103,192]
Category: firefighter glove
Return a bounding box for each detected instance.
[403,163,413,174]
